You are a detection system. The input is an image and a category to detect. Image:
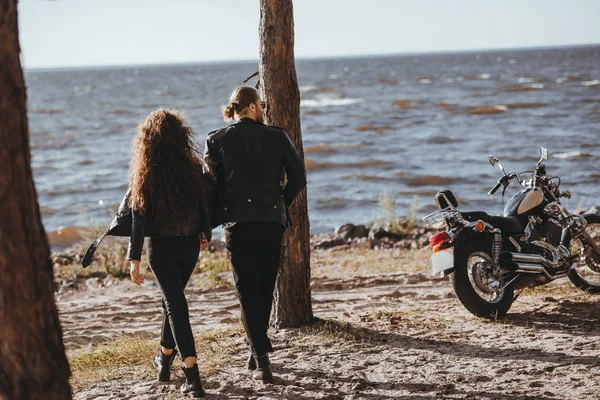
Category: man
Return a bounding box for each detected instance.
[204,86,306,383]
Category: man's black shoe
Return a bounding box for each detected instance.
[252,354,274,383]
[153,348,178,382]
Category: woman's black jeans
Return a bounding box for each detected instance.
[147,235,199,360]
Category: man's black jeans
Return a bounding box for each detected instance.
[225,222,285,356]
[147,235,199,360]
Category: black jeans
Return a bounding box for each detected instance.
[225,222,285,356]
[147,235,199,360]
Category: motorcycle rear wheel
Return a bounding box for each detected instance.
[452,239,514,319]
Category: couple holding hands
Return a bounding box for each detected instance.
[125,86,306,397]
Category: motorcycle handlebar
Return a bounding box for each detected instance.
[488,182,503,196]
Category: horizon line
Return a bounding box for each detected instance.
[24,42,600,72]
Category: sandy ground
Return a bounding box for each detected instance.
[57,247,600,399]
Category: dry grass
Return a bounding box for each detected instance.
[68,327,243,388]
[311,246,430,278]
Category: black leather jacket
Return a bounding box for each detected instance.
[204,118,306,228]
[126,189,213,261]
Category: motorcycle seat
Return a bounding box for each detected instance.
[460,211,523,234]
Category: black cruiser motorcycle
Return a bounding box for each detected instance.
[424,147,600,318]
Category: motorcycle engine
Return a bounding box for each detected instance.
[541,217,563,248]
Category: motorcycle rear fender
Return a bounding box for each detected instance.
[452,228,495,266]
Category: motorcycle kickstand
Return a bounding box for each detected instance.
[513,289,524,302]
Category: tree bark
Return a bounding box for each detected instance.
[259,0,314,328]
[0,1,72,399]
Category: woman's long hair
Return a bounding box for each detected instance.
[128,109,209,218]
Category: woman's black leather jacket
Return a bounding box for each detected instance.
[127,194,213,261]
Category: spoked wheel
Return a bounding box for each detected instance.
[453,244,514,319]
[568,217,600,293]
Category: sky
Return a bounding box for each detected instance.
[19,0,600,69]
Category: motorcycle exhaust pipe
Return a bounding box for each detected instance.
[499,251,561,281]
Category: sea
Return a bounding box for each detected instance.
[25,45,600,248]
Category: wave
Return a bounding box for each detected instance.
[306,158,393,171]
[379,78,399,86]
[304,109,322,115]
[341,174,387,181]
[32,108,64,114]
[300,98,363,108]
[110,109,134,115]
[300,86,337,93]
[470,105,507,115]
[556,76,582,83]
[305,142,367,154]
[554,151,592,159]
[504,102,547,109]
[581,80,600,87]
[436,102,454,109]
[427,136,457,144]
[40,206,57,216]
[47,226,89,249]
[392,99,413,108]
[506,83,544,91]
[464,74,491,80]
[356,125,392,133]
[401,175,464,187]
[315,197,349,209]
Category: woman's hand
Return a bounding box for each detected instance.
[130,260,144,285]
[200,235,209,251]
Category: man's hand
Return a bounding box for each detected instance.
[130,260,144,285]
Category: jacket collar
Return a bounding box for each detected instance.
[239,117,259,124]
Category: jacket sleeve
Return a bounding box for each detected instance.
[280,129,307,208]
[127,209,145,261]
[199,171,214,242]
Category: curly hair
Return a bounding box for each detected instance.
[128,109,210,218]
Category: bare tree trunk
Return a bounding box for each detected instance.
[259,0,314,328]
[0,1,72,399]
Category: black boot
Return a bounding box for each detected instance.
[247,351,257,370]
[180,364,206,398]
[153,348,178,382]
[252,354,274,383]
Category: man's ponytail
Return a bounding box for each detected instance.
[223,102,238,121]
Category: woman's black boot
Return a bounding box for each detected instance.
[252,354,274,383]
[153,348,178,382]
[180,364,206,398]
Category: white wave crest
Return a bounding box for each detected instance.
[301,98,364,107]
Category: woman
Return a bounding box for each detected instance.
[127,109,212,398]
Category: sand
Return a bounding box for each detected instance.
[57,247,600,399]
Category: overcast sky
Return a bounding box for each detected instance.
[19,0,600,69]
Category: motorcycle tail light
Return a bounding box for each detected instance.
[429,232,451,247]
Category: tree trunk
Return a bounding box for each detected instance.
[0,1,72,399]
[259,0,314,327]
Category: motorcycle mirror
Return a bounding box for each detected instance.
[540,147,548,160]
[489,156,496,167]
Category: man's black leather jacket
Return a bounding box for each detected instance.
[204,118,306,228]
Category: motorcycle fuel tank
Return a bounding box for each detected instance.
[503,187,545,218]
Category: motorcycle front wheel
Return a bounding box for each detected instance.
[568,215,600,293]
[452,239,514,319]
